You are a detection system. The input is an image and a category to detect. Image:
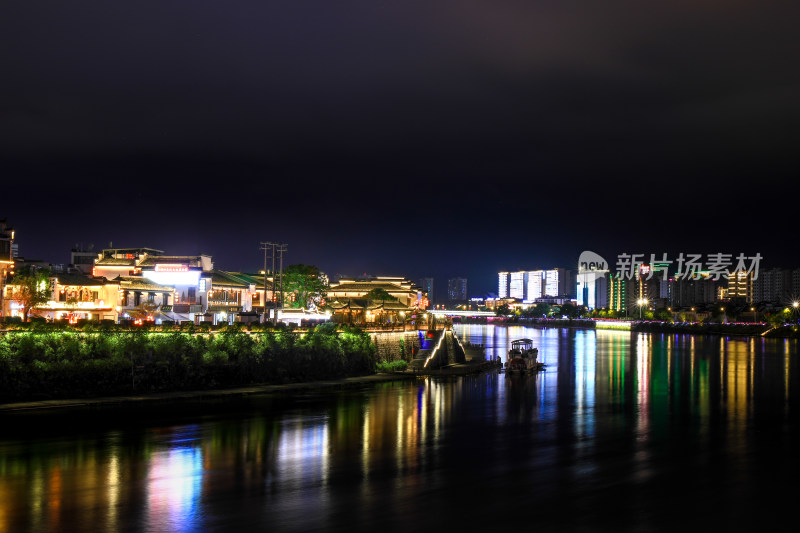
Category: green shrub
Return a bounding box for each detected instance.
[0,325,379,401]
[376,360,408,373]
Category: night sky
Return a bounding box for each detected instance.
[3,1,800,296]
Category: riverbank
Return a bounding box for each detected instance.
[457,317,800,339]
[0,326,377,402]
[0,372,417,414]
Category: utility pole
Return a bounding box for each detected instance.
[277,243,288,325]
[260,242,287,326]
[271,244,276,323]
[259,242,271,324]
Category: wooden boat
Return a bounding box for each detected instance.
[504,338,540,375]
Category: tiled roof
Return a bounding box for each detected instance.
[95,258,135,266]
[327,299,412,311]
[116,276,174,292]
[211,270,272,289]
[138,255,203,267]
[53,273,109,287]
[328,282,415,293]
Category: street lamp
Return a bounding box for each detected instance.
[637,298,648,320]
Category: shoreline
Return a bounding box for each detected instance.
[0,360,502,415]
[0,373,417,414]
[456,319,799,339]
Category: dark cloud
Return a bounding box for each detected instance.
[2,1,799,294]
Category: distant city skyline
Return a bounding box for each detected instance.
[5,220,800,301]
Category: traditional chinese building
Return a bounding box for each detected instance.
[205,270,273,324]
[93,247,214,323]
[4,272,120,323]
[326,277,425,325]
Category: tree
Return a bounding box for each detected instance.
[559,303,583,319]
[654,309,673,322]
[281,264,328,309]
[364,288,397,303]
[9,266,51,322]
[495,303,510,316]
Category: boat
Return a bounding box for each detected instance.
[504,338,540,375]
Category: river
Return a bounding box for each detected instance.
[1,325,799,532]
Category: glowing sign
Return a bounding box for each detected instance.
[143,270,201,286]
[155,264,189,272]
[639,264,651,276]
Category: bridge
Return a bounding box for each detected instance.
[429,309,496,318]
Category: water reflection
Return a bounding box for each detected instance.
[1,326,798,531]
[146,444,203,532]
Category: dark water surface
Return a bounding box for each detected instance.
[2,326,799,532]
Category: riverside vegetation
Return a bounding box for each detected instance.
[0,323,378,402]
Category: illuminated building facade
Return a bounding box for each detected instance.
[607,274,633,312]
[509,271,525,299]
[93,248,216,323]
[0,220,14,320]
[326,277,422,325]
[545,270,560,297]
[526,270,544,301]
[206,270,272,324]
[499,268,575,302]
[4,273,121,323]
[726,271,753,303]
[577,271,608,309]
[498,272,509,298]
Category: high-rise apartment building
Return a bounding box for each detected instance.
[447,278,468,302]
[753,268,797,304]
[577,266,609,310]
[509,272,525,299]
[726,271,753,303]
[419,277,434,303]
[607,274,630,312]
[498,268,574,301]
[498,272,509,298]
